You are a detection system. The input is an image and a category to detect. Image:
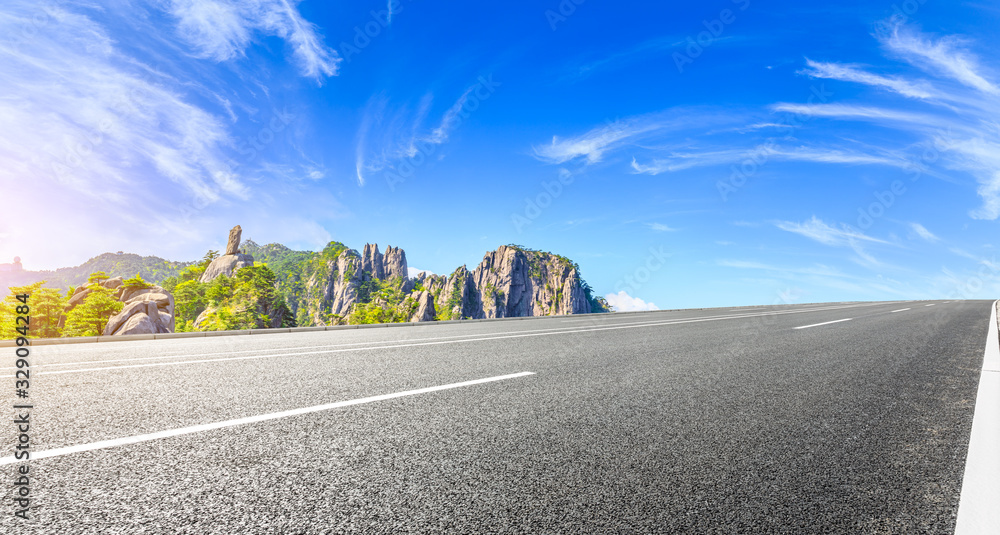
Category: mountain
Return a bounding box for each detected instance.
[2,237,609,332]
[0,253,193,296]
[282,242,608,326]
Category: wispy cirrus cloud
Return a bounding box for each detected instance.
[769,103,937,126]
[630,145,908,175]
[794,20,1000,219]
[878,18,998,95]
[909,222,939,242]
[775,216,891,268]
[800,58,934,99]
[354,85,482,186]
[775,216,889,246]
[0,1,254,266]
[532,109,737,165]
[647,222,676,232]
[167,0,340,80]
[534,119,661,164]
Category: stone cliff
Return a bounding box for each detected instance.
[300,243,603,325]
[417,245,596,320]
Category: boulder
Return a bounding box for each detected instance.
[129,292,172,308]
[226,225,242,256]
[66,288,93,310]
[199,253,254,283]
[114,313,168,336]
[101,277,124,290]
[102,284,176,336]
[194,307,214,330]
[103,301,149,336]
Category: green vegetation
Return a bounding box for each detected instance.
[1,240,610,339]
[194,265,295,331]
[346,278,418,325]
[64,286,123,337]
[507,243,609,313]
[123,273,154,291]
[0,282,66,339]
[242,239,351,327]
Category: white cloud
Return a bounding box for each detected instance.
[532,109,730,165]
[647,223,676,232]
[355,86,481,186]
[801,59,934,99]
[775,216,889,246]
[604,291,659,312]
[535,119,654,164]
[428,87,474,144]
[408,267,434,278]
[879,19,998,95]
[168,0,340,80]
[909,222,939,242]
[0,3,243,208]
[769,103,936,126]
[774,217,891,269]
[631,145,907,175]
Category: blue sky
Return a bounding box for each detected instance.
[2,0,1000,310]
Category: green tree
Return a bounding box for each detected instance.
[123,273,153,291]
[173,279,207,327]
[63,287,123,337]
[87,271,110,285]
[0,282,69,340]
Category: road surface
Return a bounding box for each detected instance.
[0,300,993,533]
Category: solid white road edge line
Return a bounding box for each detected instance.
[0,372,536,466]
[793,318,852,330]
[955,300,1000,534]
[0,304,890,377]
[891,308,911,313]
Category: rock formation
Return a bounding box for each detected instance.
[226,225,242,255]
[103,287,176,336]
[200,225,255,283]
[55,275,176,336]
[298,243,602,325]
[409,291,436,322]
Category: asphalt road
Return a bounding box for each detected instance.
[0,300,992,534]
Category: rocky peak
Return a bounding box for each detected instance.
[226,225,242,255]
[383,245,408,280]
[361,243,384,281]
[200,225,254,283]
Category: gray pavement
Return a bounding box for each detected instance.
[0,300,992,533]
